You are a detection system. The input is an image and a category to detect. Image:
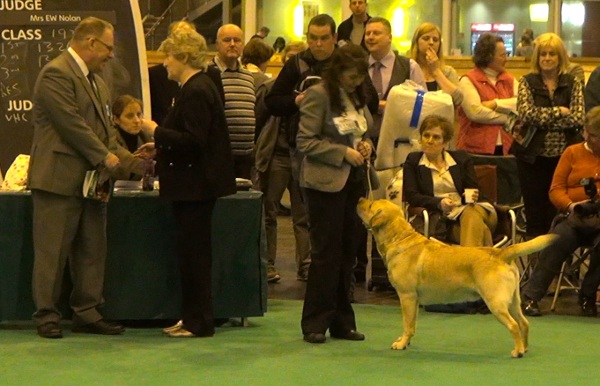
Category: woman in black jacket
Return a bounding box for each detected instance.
[140,28,236,338]
[403,115,497,246]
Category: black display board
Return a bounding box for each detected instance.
[0,0,148,172]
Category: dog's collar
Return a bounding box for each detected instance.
[365,209,383,231]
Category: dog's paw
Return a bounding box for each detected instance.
[391,337,410,350]
[511,349,525,358]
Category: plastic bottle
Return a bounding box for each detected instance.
[142,158,154,191]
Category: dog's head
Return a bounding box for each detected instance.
[357,198,405,231]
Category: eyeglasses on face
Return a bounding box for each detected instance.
[90,37,114,53]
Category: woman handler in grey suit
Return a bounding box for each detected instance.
[298,44,374,344]
[140,28,236,337]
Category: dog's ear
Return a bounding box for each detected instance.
[368,209,386,229]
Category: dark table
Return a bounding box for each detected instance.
[0,190,267,322]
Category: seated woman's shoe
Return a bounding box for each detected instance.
[303,333,326,343]
[330,330,365,341]
[579,294,598,317]
[521,299,542,316]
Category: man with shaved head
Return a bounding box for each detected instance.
[211,24,257,179]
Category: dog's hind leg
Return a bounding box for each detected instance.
[509,286,529,352]
[487,302,526,358]
[392,293,418,350]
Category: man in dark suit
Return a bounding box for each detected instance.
[350,16,426,282]
[28,17,125,338]
[364,16,426,148]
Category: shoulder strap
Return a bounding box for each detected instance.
[296,55,310,75]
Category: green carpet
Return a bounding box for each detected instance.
[1,299,599,385]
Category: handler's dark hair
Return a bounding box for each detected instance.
[322,44,369,114]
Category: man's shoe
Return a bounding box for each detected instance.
[303,332,326,343]
[37,322,63,339]
[579,294,598,317]
[162,320,183,334]
[296,271,308,282]
[521,299,542,317]
[330,330,365,341]
[72,320,125,335]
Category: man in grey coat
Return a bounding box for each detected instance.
[28,17,124,338]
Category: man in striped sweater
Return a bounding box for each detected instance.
[211,24,256,179]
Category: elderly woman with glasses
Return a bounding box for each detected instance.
[403,115,497,247]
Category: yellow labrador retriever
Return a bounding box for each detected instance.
[356,198,557,358]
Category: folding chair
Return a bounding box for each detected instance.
[550,247,591,312]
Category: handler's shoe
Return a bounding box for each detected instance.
[303,333,326,343]
[330,330,365,341]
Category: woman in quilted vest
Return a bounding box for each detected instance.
[515,32,584,238]
[457,33,518,155]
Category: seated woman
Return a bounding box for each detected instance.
[457,32,518,155]
[403,114,497,247]
[521,107,600,318]
[111,95,151,180]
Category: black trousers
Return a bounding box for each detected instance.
[172,199,216,336]
[516,156,559,238]
[301,179,364,335]
[523,217,600,300]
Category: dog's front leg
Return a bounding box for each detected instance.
[392,293,418,350]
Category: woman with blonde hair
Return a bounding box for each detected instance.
[140,28,237,337]
[515,32,584,239]
[410,22,462,106]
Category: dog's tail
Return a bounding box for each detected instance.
[497,234,559,263]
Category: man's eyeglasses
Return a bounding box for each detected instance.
[90,37,114,53]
